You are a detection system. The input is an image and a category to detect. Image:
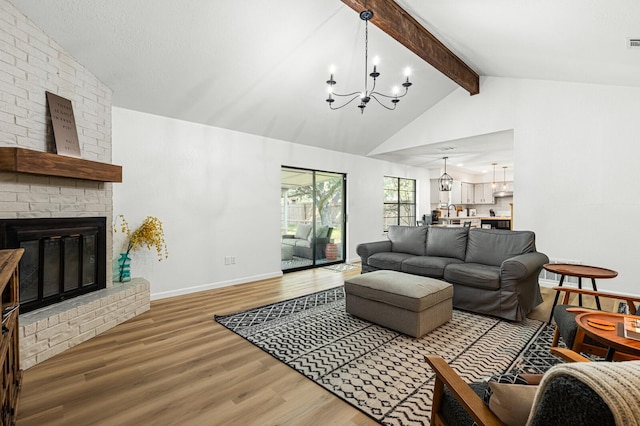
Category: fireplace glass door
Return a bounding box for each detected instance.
[0,218,106,313]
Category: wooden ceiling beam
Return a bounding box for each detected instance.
[340,0,479,95]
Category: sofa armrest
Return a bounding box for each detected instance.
[356,240,391,261]
[501,252,549,280]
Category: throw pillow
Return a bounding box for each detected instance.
[488,382,538,426]
[482,373,529,404]
[294,224,312,240]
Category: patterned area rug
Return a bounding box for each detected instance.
[215,287,546,425]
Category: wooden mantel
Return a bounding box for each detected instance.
[0,147,122,182]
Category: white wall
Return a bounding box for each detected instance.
[379,76,640,295]
[112,108,430,299]
[514,79,640,294]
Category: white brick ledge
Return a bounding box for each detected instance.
[19,278,150,369]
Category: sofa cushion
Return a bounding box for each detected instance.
[426,227,468,260]
[401,256,464,278]
[281,238,295,247]
[368,252,417,271]
[295,239,311,248]
[444,263,501,290]
[315,225,329,239]
[295,224,313,240]
[388,225,427,256]
[465,229,535,266]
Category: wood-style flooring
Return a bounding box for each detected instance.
[16,267,615,426]
[17,266,375,426]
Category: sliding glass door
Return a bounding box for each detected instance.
[281,167,345,272]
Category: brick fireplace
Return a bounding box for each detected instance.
[0,0,150,369]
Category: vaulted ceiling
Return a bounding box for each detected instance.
[10,0,640,173]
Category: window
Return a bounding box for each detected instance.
[383,176,416,231]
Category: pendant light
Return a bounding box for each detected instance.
[438,157,453,191]
[502,166,508,190]
[491,163,497,190]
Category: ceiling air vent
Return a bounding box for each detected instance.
[628,38,640,49]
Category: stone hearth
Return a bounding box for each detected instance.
[20,278,150,369]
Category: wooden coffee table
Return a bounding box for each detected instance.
[544,263,618,323]
[574,311,640,361]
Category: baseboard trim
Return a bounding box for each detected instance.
[150,271,284,300]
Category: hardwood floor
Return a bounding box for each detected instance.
[17,267,618,425]
[17,266,376,426]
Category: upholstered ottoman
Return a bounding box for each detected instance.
[344,270,453,338]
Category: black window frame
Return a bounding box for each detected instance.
[383,176,416,232]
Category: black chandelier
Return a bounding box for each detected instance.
[325,9,412,113]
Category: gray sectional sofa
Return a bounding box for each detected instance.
[355,225,549,321]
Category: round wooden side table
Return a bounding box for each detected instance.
[575,311,640,361]
[544,263,618,323]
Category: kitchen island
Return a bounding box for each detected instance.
[435,216,512,230]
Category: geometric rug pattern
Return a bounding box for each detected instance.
[216,287,546,425]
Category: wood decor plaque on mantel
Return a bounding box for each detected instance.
[0,147,122,182]
[46,91,82,158]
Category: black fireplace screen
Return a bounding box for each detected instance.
[0,217,106,313]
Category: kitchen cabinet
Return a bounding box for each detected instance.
[473,183,494,204]
[450,181,462,205]
[473,183,495,204]
[460,182,474,204]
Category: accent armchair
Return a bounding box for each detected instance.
[425,347,640,426]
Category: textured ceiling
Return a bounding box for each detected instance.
[10,0,640,173]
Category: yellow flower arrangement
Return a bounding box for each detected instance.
[114,214,169,261]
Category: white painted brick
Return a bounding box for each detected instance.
[59,187,85,196]
[0,202,29,211]
[79,316,104,334]
[1,43,27,63]
[21,322,37,337]
[0,78,27,98]
[48,315,59,327]
[22,339,49,358]
[20,333,36,349]
[60,203,84,212]
[0,192,17,202]
[29,202,60,212]
[36,341,70,364]
[36,322,68,341]
[68,329,96,348]
[96,319,118,336]
[22,357,36,370]
[49,328,75,347]
[49,195,76,204]
[17,192,50,203]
